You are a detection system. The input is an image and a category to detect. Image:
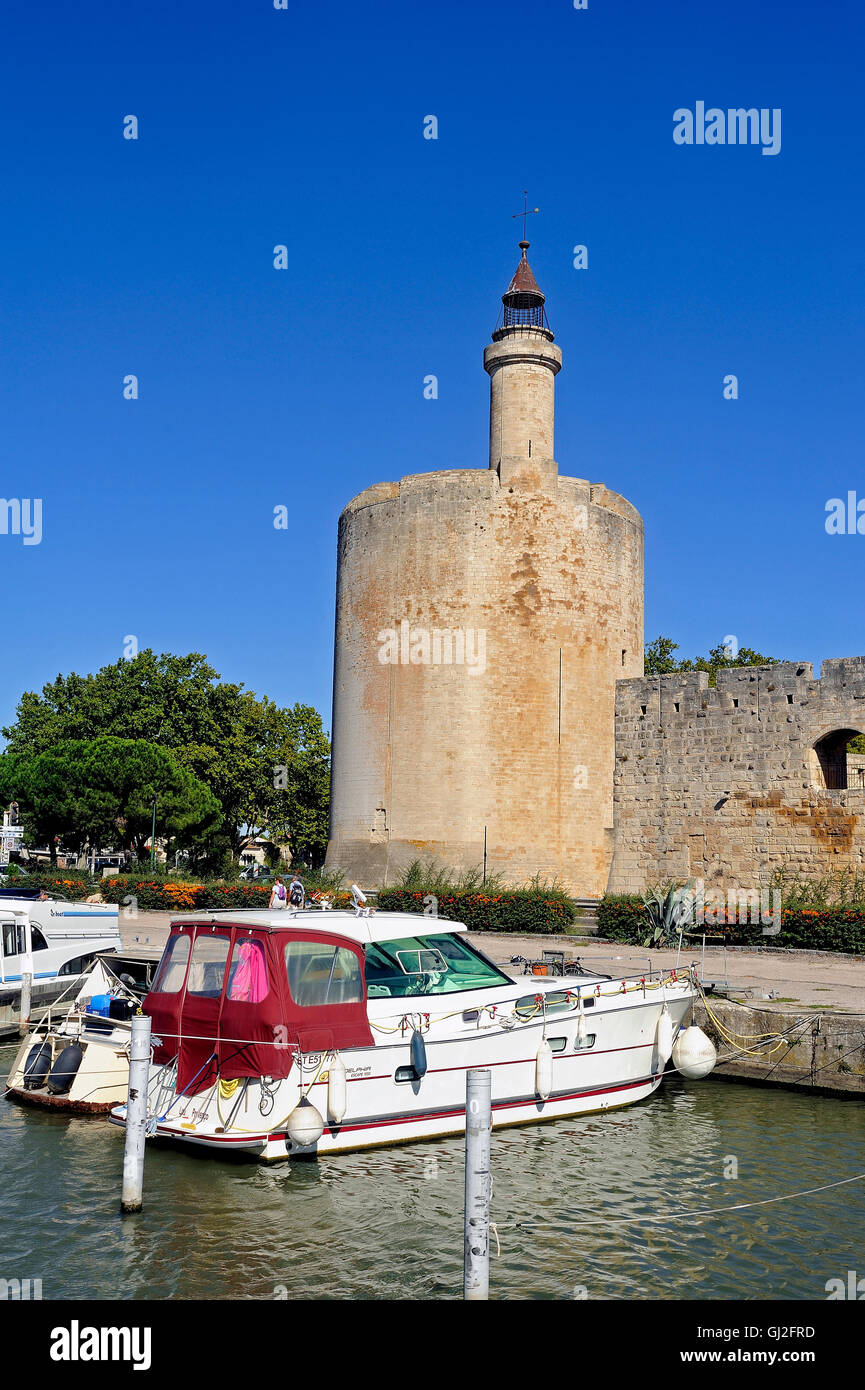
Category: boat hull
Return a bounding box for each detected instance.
[4,1017,132,1113]
[109,983,694,1160]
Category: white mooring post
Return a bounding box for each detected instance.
[18,972,32,1037]
[464,1068,492,1300]
[121,1013,152,1214]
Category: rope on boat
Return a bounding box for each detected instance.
[367,969,693,1035]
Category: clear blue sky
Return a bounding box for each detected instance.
[1,0,863,739]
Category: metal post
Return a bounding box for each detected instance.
[482,826,487,885]
[19,972,31,1037]
[121,1013,152,1214]
[150,798,157,870]
[464,1068,492,1300]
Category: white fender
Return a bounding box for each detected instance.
[655,1006,674,1069]
[327,1054,347,1125]
[286,1095,325,1148]
[672,1024,717,1080]
[576,1002,587,1048]
[535,1038,553,1100]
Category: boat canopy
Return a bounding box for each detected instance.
[143,922,374,1095]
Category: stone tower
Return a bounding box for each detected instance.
[325,239,644,895]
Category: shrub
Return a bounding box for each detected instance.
[597,894,865,954]
[376,887,574,934]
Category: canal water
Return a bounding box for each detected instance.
[2,1039,863,1301]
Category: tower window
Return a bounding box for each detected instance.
[528,440,532,457]
[621,649,626,666]
[733,699,739,708]
[674,702,680,712]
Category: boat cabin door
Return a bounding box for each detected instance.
[0,911,32,983]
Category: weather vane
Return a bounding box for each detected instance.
[511,190,540,241]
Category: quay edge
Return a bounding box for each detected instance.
[693,999,865,1099]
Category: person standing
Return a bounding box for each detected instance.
[269,876,287,910]
[288,874,305,909]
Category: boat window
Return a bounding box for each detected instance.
[514,991,574,1020]
[227,938,269,1003]
[395,947,448,975]
[285,941,364,1006]
[187,933,231,997]
[58,954,94,977]
[549,1037,568,1053]
[151,933,192,994]
[1,921,25,958]
[364,933,512,997]
[31,927,48,951]
[575,1034,597,1051]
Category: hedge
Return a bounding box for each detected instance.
[375,888,574,934]
[596,895,865,954]
[17,873,354,913]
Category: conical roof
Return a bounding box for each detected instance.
[504,242,544,301]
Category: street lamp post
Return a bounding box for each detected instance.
[150,797,157,870]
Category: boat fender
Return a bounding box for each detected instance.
[410,1029,428,1078]
[535,1038,553,1100]
[23,1040,52,1091]
[654,1006,674,1069]
[285,1095,325,1148]
[576,1000,587,1048]
[672,1024,717,1080]
[326,1054,347,1125]
[46,1043,84,1096]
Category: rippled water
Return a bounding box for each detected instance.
[2,1039,863,1300]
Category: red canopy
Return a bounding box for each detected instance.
[144,922,374,1096]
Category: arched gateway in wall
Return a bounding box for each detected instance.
[608,658,865,895]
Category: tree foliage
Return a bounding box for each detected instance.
[1,650,331,863]
[644,636,779,687]
[0,739,221,862]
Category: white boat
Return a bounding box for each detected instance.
[0,897,122,1033]
[109,894,714,1160]
[5,959,140,1113]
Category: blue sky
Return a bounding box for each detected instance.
[1,0,863,737]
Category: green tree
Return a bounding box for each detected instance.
[644,636,779,687]
[0,739,221,863]
[1,650,331,863]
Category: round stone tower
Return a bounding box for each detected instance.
[325,239,644,895]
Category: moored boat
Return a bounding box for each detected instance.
[5,959,141,1113]
[0,897,123,1037]
[109,892,714,1160]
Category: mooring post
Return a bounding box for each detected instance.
[18,972,31,1037]
[121,1013,152,1214]
[464,1067,492,1300]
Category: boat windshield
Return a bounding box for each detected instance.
[364,932,511,997]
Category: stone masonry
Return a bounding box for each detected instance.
[608,659,865,895]
[325,243,643,894]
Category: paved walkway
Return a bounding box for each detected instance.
[118,913,865,1014]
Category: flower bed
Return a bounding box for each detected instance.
[22,873,353,914]
[597,895,865,954]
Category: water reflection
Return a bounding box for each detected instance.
[2,1041,863,1301]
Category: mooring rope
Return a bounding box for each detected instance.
[510,1171,865,1231]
